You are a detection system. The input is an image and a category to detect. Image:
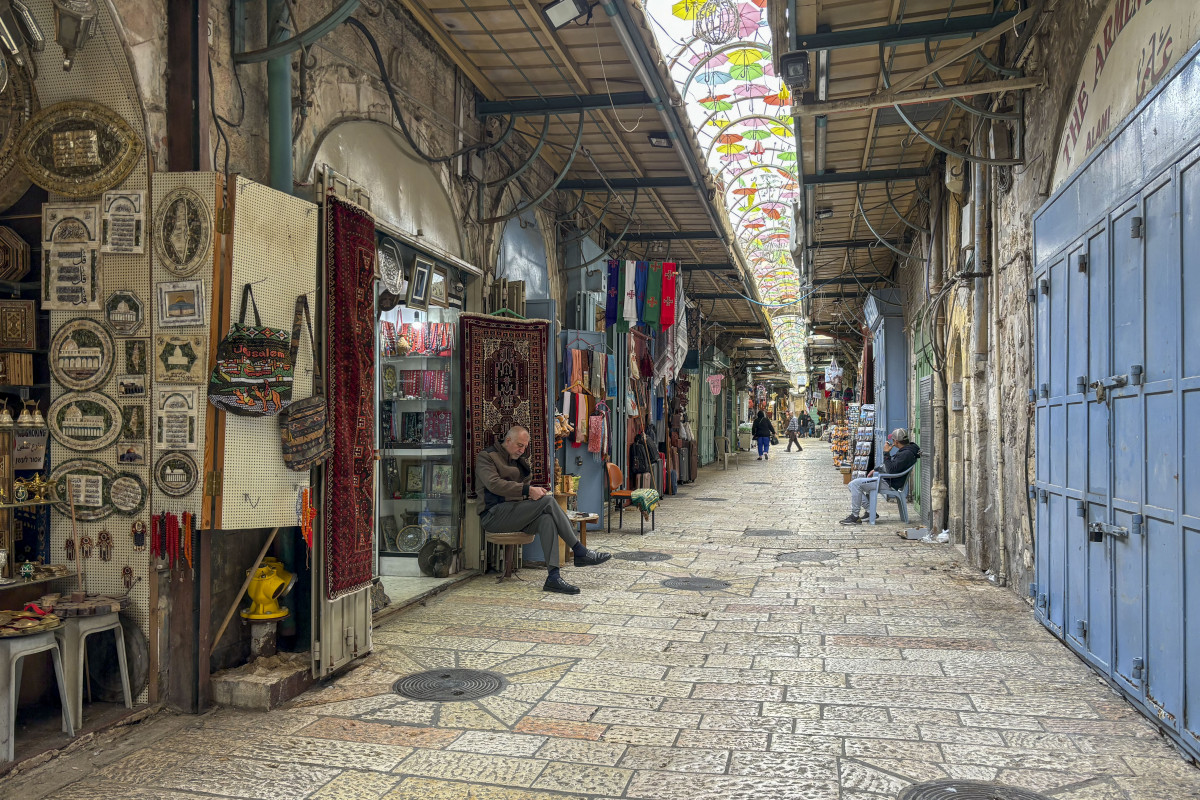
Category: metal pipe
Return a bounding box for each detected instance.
[972,142,988,362]
[267,0,292,193]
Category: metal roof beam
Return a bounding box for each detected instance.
[557,176,693,190]
[793,75,1042,118]
[477,91,653,117]
[624,231,721,241]
[679,262,735,271]
[792,11,1021,52]
[801,168,927,185]
[809,238,905,248]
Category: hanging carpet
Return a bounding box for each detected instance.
[462,313,551,495]
[323,194,376,600]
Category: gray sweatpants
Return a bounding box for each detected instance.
[848,476,880,514]
[481,495,580,568]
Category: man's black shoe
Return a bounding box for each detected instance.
[543,573,581,594]
[839,514,862,525]
[573,549,611,567]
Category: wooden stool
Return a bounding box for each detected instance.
[484,532,535,581]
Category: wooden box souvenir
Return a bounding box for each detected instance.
[0,300,36,349]
[0,352,33,385]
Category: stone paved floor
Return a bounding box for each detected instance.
[6,442,1200,800]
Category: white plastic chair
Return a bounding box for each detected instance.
[714,436,739,471]
[54,612,132,732]
[865,462,917,524]
[1,630,73,762]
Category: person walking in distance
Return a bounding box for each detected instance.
[752,410,776,460]
[785,413,803,452]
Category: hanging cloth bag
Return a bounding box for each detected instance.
[209,285,296,417]
[278,296,333,470]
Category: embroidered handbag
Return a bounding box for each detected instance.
[278,296,332,471]
[208,285,296,416]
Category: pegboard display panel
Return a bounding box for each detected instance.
[29,0,154,702]
[219,177,317,530]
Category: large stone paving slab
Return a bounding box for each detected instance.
[4,444,1199,800]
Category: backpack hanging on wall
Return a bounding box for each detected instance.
[209,285,296,417]
[277,296,332,471]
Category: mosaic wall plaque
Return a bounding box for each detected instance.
[116,441,146,465]
[153,187,211,276]
[115,374,145,399]
[124,339,148,374]
[377,236,406,295]
[155,387,197,450]
[154,334,205,384]
[103,290,143,335]
[119,403,145,440]
[154,451,197,497]
[101,191,145,254]
[0,226,30,281]
[156,280,205,327]
[42,203,100,311]
[109,472,147,516]
[48,391,122,452]
[0,60,35,214]
[15,100,144,198]
[49,318,114,391]
[50,458,117,521]
[0,299,36,349]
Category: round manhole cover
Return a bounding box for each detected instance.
[392,669,506,701]
[744,528,790,537]
[898,781,1053,800]
[661,577,731,591]
[776,550,838,562]
[613,551,673,562]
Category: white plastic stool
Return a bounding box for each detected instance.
[1,630,73,762]
[53,612,131,732]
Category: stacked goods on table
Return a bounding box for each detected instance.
[0,609,61,636]
[853,404,876,479]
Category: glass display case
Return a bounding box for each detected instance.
[376,303,462,576]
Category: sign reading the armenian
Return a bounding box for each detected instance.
[1053,0,1200,189]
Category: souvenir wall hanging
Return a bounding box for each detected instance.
[115,374,145,399]
[48,391,122,451]
[156,280,205,327]
[377,237,405,295]
[49,318,114,391]
[0,60,35,213]
[15,100,144,198]
[42,204,100,311]
[108,473,147,516]
[155,387,197,450]
[0,299,36,349]
[208,286,297,416]
[153,187,211,276]
[116,441,146,465]
[154,334,205,383]
[50,458,117,521]
[123,338,147,373]
[101,191,145,254]
[0,226,30,281]
[406,256,431,310]
[429,266,449,308]
[104,290,143,335]
[154,451,197,497]
[119,403,145,440]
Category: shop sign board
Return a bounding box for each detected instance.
[1052,0,1200,189]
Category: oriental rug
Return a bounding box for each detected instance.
[323,194,376,599]
[462,313,550,495]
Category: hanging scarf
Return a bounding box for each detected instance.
[621,259,638,328]
[605,259,620,328]
[635,261,649,325]
[574,392,589,445]
[644,261,663,327]
[590,350,605,398]
[661,262,677,327]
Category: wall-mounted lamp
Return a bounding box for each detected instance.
[52,0,98,71]
[647,131,673,148]
[542,0,589,30]
[815,208,834,220]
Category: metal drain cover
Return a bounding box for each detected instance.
[777,550,838,562]
[661,577,731,591]
[695,497,726,502]
[613,551,673,562]
[393,669,506,701]
[898,781,1053,800]
[744,528,790,537]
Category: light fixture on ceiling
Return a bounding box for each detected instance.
[815,207,834,220]
[52,0,98,71]
[542,0,590,30]
[647,131,673,148]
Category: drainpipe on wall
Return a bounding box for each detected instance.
[990,165,1008,587]
[267,0,293,193]
[971,148,988,364]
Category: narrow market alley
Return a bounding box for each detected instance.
[4,446,1196,800]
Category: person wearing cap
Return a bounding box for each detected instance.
[840,427,920,524]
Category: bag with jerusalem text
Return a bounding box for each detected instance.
[208,285,296,417]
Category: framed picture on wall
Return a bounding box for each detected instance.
[429,266,449,308]
[401,460,425,497]
[406,256,432,310]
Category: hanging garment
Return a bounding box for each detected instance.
[574,392,589,444]
[605,259,619,328]
[644,261,663,327]
[660,262,677,327]
[621,259,638,327]
[635,261,649,324]
[590,350,606,398]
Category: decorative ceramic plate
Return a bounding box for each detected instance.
[154,451,197,497]
[378,237,405,295]
[108,472,147,516]
[50,457,117,522]
[153,187,212,276]
[0,60,35,214]
[398,525,427,553]
[15,100,143,198]
[104,290,144,335]
[49,318,114,391]
[48,391,122,451]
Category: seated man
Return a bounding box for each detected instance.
[476,424,611,594]
[840,427,921,525]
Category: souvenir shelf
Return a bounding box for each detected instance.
[376,305,461,574]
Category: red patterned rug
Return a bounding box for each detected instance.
[462,313,551,494]
[324,195,376,599]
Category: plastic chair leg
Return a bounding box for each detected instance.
[0,653,14,762]
[868,491,880,525]
[898,496,909,523]
[113,626,132,709]
[51,645,72,736]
